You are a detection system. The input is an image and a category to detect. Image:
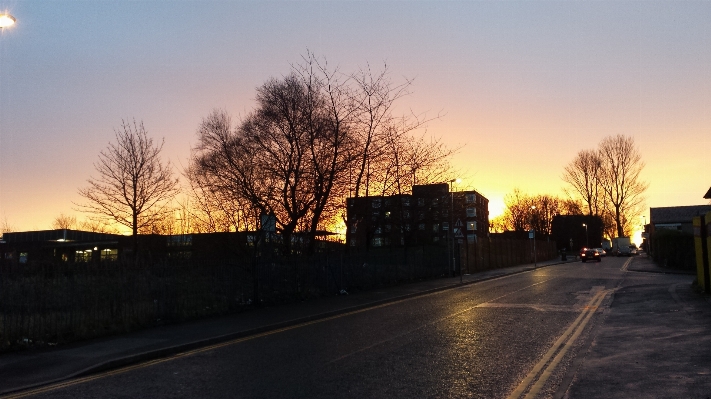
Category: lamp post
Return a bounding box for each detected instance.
[449,179,460,281]
[0,13,15,29]
[530,205,537,267]
[583,223,588,248]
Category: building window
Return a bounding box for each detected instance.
[466,208,476,217]
[418,212,425,220]
[432,223,439,232]
[167,234,192,247]
[432,198,439,206]
[350,239,357,247]
[372,237,383,247]
[101,248,118,261]
[372,198,381,208]
[418,223,426,231]
[403,210,411,219]
[384,198,391,207]
[402,197,410,207]
[247,234,256,247]
[349,224,358,233]
[467,221,477,231]
[374,226,382,234]
[19,252,28,264]
[442,222,449,231]
[385,224,392,232]
[417,198,425,207]
[403,224,411,232]
[385,211,391,219]
[75,250,92,262]
[466,193,476,203]
[433,236,440,242]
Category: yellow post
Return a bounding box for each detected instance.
[694,216,705,291]
[695,212,711,294]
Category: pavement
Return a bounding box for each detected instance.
[0,254,708,397]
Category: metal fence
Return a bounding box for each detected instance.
[0,239,552,352]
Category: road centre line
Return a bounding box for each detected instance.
[3,275,557,399]
[506,289,609,399]
[620,257,633,271]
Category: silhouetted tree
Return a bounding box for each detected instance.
[598,135,647,237]
[77,120,179,249]
[562,149,604,217]
[189,54,456,254]
[52,213,77,230]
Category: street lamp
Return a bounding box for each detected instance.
[0,13,15,29]
[530,206,536,267]
[449,179,460,281]
[583,223,588,248]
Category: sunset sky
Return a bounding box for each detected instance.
[1,1,710,240]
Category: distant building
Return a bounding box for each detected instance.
[649,205,711,235]
[345,183,489,249]
[0,229,341,265]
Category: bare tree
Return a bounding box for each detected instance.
[0,217,15,234]
[188,54,457,253]
[562,149,604,217]
[52,213,77,230]
[78,219,119,234]
[598,135,647,237]
[77,120,179,248]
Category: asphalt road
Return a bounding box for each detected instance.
[14,256,658,399]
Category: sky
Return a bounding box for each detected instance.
[1,0,710,240]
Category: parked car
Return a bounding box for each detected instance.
[629,245,638,256]
[580,248,601,262]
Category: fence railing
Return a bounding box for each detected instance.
[0,238,554,352]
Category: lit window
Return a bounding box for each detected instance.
[467,221,477,231]
[385,211,391,219]
[75,250,92,262]
[101,248,118,261]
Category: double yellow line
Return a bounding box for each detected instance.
[507,289,609,399]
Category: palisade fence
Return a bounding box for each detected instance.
[0,237,554,352]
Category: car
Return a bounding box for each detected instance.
[580,248,601,262]
[593,248,606,257]
[629,245,638,256]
